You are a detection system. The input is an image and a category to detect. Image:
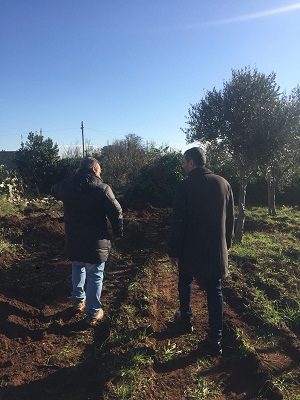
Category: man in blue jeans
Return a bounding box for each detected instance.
[168,147,234,355]
[52,157,123,326]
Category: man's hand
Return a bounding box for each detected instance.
[169,257,178,268]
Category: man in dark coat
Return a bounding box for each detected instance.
[168,147,234,355]
[51,157,123,326]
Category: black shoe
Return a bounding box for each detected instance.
[197,337,222,356]
[174,311,193,333]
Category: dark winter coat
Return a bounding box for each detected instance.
[51,168,123,264]
[168,167,234,280]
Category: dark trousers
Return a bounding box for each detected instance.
[178,271,223,343]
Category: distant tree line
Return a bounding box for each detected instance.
[10,131,185,208]
[2,66,299,242]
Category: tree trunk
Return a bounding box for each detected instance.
[235,178,248,243]
[267,178,276,216]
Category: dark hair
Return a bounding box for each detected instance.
[184,147,206,167]
[80,157,100,170]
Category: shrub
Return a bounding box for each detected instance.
[125,151,184,208]
[0,165,24,201]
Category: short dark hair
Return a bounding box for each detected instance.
[80,157,100,170]
[184,147,206,167]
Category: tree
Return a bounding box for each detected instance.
[15,132,60,194]
[183,67,283,242]
[261,86,300,215]
[99,134,152,191]
[61,141,82,159]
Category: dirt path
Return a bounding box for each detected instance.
[0,206,299,399]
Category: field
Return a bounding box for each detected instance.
[0,199,299,400]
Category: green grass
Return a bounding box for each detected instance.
[226,206,300,397]
[159,341,183,363]
[0,195,25,216]
[0,222,24,260]
[184,377,221,399]
[230,206,299,316]
[0,239,20,257]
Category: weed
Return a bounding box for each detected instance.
[280,301,300,330]
[106,382,132,400]
[110,325,151,347]
[159,340,183,362]
[271,371,300,400]
[232,327,257,357]
[129,348,153,367]
[115,304,137,327]
[0,195,21,216]
[0,239,20,257]
[46,345,78,365]
[256,331,279,348]
[246,289,283,329]
[184,377,221,399]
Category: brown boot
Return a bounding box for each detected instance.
[85,308,104,326]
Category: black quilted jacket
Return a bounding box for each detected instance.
[51,168,123,263]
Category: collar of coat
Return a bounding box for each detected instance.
[188,167,213,177]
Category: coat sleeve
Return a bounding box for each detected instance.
[103,185,123,237]
[168,181,187,258]
[226,186,235,249]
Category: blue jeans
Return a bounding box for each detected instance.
[178,271,223,343]
[71,261,105,316]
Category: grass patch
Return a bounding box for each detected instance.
[184,377,221,399]
[0,195,26,216]
[230,207,300,329]
[101,262,157,400]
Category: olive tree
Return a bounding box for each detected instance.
[182,67,283,242]
[261,86,300,215]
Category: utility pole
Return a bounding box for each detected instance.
[81,121,85,158]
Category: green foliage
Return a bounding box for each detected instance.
[0,165,23,200]
[15,131,60,194]
[99,134,153,191]
[278,167,300,205]
[183,67,283,175]
[125,150,185,207]
[0,195,19,216]
[183,68,300,220]
[183,67,300,229]
[230,206,300,333]
[54,157,82,181]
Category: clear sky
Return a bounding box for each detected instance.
[1,0,300,154]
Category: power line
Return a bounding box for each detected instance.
[0,128,78,137]
[85,127,127,137]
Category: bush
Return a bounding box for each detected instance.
[125,151,184,208]
[0,165,24,201]
[15,132,60,194]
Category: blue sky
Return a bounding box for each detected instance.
[1,0,300,154]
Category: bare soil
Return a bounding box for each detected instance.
[0,205,299,399]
